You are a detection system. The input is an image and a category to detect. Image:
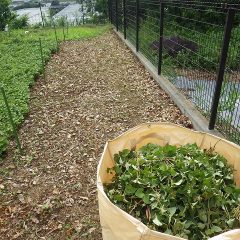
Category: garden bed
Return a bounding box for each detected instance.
[0,31,191,239]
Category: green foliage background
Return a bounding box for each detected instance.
[0,0,11,31]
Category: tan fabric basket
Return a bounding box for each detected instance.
[97,123,240,240]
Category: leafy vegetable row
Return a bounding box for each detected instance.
[0,26,108,157]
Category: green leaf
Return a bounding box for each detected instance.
[227,219,235,227]
[211,225,222,233]
[121,149,131,157]
[174,179,183,186]
[143,195,150,204]
[135,188,144,198]
[199,210,207,223]
[205,229,213,235]
[163,145,177,157]
[184,221,193,229]
[173,220,184,232]
[168,207,177,217]
[113,194,124,202]
[125,184,137,195]
[153,215,163,226]
[151,201,158,209]
[217,161,224,168]
[115,165,122,174]
[114,154,120,163]
[197,222,206,230]
[164,228,172,235]
[233,188,240,194]
[225,186,233,194]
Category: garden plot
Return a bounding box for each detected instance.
[0,31,190,239]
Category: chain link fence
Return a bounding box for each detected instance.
[109,0,240,144]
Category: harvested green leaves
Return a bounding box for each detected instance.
[104,143,240,240]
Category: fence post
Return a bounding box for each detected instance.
[209,9,235,130]
[39,2,44,27]
[108,0,110,22]
[108,0,111,23]
[53,24,59,50]
[136,0,140,51]
[109,0,113,23]
[158,1,164,75]
[39,38,46,80]
[111,0,114,24]
[39,38,44,69]
[109,0,112,23]
[66,21,69,35]
[63,24,66,41]
[0,86,23,154]
[123,0,127,39]
[116,0,119,31]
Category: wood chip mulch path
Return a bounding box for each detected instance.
[0,31,192,240]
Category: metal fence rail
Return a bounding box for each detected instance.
[109,0,240,144]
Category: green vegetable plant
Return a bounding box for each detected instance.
[0,25,109,158]
[104,143,240,240]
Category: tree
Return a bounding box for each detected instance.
[95,0,108,17]
[0,0,11,31]
[51,0,60,6]
[9,13,28,29]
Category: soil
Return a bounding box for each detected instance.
[0,31,191,240]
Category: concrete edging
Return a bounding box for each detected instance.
[114,29,223,137]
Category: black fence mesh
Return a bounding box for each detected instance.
[215,11,240,143]
[118,0,124,31]
[111,0,117,27]
[110,0,240,144]
[126,0,137,45]
[162,4,225,116]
